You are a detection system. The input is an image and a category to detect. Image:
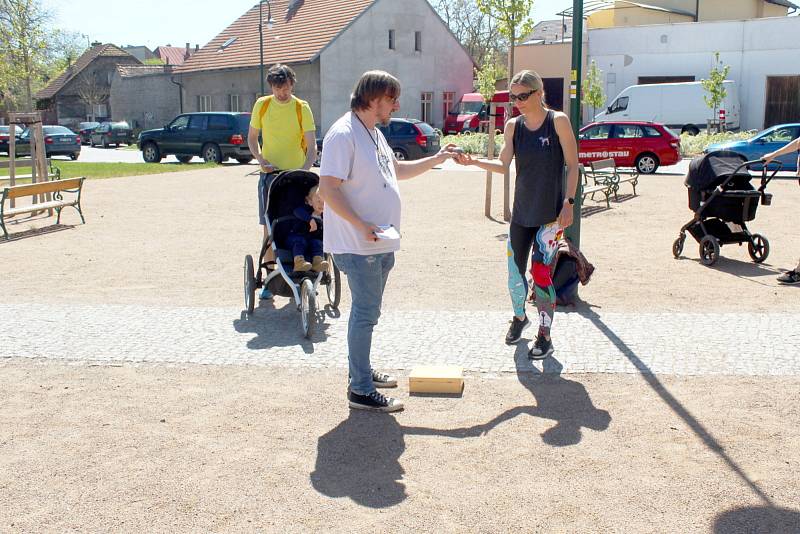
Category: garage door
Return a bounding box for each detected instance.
[765,76,800,128]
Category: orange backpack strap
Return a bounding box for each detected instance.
[257,95,307,154]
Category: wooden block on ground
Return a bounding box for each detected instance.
[408,365,464,394]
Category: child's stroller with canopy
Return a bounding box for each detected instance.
[243,170,341,338]
[672,150,780,266]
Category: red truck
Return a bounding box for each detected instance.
[443,91,520,135]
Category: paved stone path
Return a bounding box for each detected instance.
[2,303,798,376]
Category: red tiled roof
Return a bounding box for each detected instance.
[176,0,375,73]
[154,46,193,66]
[36,44,139,99]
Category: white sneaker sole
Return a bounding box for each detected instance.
[349,401,404,412]
[374,379,398,388]
[529,346,554,360]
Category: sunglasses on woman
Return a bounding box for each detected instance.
[509,89,537,102]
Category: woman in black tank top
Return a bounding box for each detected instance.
[455,70,579,359]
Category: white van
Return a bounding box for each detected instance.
[594,81,740,134]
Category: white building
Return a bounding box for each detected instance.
[588,15,800,130]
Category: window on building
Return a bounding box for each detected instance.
[389,29,395,50]
[197,95,212,112]
[229,94,241,112]
[93,104,108,119]
[414,31,422,52]
[420,92,433,124]
[442,91,455,121]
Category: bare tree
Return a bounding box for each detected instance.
[432,0,508,68]
[74,71,109,121]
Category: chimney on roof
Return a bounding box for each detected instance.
[195,44,199,53]
[91,41,102,47]
[185,42,191,60]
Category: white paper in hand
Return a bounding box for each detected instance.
[374,225,400,240]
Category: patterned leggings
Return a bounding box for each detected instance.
[507,221,563,336]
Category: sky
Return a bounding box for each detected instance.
[42,0,574,51]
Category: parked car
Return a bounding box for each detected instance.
[595,81,740,135]
[578,120,681,174]
[76,121,100,144]
[14,125,81,160]
[443,91,520,135]
[705,123,799,172]
[0,125,22,155]
[316,118,440,163]
[90,121,133,147]
[137,112,253,164]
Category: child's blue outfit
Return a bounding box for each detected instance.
[287,204,323,259]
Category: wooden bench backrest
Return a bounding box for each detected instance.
[2,178,83,199]
[0,158,51,171]
[590,158,616,171]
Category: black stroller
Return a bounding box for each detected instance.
[243,170,341,338]
[672,151,781,266]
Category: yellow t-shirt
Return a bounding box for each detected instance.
[250,95,316,171]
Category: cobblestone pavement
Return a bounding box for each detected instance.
[2,302,798,376]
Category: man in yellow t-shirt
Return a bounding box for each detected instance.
[247,63,317,299]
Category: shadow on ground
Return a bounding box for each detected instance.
[310,353,611,507]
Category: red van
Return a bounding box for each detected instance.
[443,91,520,135]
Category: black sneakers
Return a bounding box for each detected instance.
[371,369,398,388]
[529,334,554,360]
[505,315,530,345]
[777,270,800,285]
[348,390,404,412]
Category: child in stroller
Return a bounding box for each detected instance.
[287,186,330,273]
[243,170,341,338]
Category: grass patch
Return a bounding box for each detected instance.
[52,161,218,179]
[1,156,218,180]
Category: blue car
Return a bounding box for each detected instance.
[706,123,799,172]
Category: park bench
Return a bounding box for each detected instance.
[0,158,60,184]
[0,177,86,239]
[580,165,612,208]
[588,158,638,200]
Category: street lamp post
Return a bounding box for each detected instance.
[259,0,275,96]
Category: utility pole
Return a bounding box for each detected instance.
[566,0,584,248]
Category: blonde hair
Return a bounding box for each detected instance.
[510,70,547,108]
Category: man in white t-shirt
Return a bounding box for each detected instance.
[319,70,456,413]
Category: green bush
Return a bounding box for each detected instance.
[441,132,505,157]
[679,130,756,157]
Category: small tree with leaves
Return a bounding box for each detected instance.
[582,60,605,121]
[476,62,505,133]
[476,0,535,98]
[701,52,730,132]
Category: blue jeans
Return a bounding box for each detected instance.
[333,252,395,396]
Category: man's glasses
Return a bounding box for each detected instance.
[509,89,536,102]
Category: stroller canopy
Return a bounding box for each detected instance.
[686,151,750,191]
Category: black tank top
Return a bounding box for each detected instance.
[511,110,565,227]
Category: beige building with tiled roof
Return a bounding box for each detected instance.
[170,0,475,133]
[35,44,141,127]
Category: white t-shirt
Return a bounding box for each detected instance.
[320,112,402,255]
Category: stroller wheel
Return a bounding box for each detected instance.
[300,278,317,339]
[748,234,769,263]
[699,236,720,266]
[326,256,342,309]
[244,255,256,315]
[672,236,685,258]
